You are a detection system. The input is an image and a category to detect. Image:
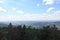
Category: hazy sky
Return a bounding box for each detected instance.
[0,0,60,21]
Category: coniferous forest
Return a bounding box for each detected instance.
[0,23,60,40]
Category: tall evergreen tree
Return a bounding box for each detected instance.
[8,23,13,29]
[7,23,13,40]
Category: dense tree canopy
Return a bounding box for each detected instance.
[0,23,60,40]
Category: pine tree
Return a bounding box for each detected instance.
[7,23,13,40]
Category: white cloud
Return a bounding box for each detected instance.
[0,15,13,21]
[0,11,60,21]
[36,4,40,7]
[0,0,4,3]
[51,11,60,20]
[12,8,17,11]
[0,7,7,12]
[43,0,54,5]
[17,10,24,14]
[43,0,60,5]
[46,7,54,12]
[12,8,24,14]
[53,11,60,16]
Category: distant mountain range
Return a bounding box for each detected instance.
[0,21,60,28]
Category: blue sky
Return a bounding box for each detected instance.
[0,0,60,21]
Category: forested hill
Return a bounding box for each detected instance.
[0,22,60,40]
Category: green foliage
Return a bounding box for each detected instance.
[0,23,60,40]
